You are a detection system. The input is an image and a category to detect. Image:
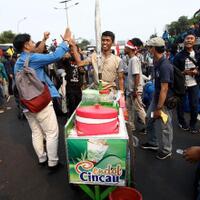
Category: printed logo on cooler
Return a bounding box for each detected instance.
[75,161,123,183]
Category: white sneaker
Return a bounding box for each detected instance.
[6,95,10,102]
[0,109,5,113]
[6,106,12,110]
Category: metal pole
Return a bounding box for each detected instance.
[64,2,69,27]
[95,0,102,83]
[60,0,72,27]
[17,17,27,33]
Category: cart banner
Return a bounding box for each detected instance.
[67,138,127,186]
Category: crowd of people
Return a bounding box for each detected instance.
[0,22,200,198]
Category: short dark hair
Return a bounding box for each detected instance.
[131,38,143,47]
[13,34,31,53]
[102,31,115,42]
[155,46,165,53]
[184,31,196,39]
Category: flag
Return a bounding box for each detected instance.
[116,43,120,56]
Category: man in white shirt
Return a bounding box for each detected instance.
[173,32,200,134]
[125,39,146,132]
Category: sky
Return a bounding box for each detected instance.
[0,0,199,44]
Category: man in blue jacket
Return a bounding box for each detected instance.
[13,28,72,172]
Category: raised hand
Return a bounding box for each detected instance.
[63,28,72,43]
[43,32,50,41]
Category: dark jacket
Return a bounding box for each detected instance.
[173,49,200,71]
[173,49,200,84]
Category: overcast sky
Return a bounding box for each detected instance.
[0,0,199,44]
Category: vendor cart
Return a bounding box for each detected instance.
[64,91,135,200]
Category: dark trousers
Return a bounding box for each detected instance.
[66,89,82,117]
[0,85,4,108]
[8,77,13,95]
[177,85,199,128]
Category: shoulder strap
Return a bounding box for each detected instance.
[186,54,198,67]
[24,54,30,68]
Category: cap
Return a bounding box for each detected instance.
[146,37,165,47]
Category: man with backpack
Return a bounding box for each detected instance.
[173,32,200,134]
[13,28,72,172]
[141,37,174,160]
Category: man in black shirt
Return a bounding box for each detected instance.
[58,45,84,116]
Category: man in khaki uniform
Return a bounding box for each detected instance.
[79,31,124,91]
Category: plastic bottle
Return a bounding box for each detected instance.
[98,80,103,91]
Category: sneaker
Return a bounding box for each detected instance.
[190,127,199,134]
[48,162,63,174]
[38,160,48,167]
[178,123,189,131]
[0,109,4,114]
[6,106,12,110]
[6,95,10,102]
[141,143,159,150]
[156,151,172,160]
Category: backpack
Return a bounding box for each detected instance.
[15,55,51,113]
[172,65,186,96]
[164,65,185,109]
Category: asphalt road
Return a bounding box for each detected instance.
[0,97,199,200]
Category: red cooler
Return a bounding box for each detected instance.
[75,104,119,136]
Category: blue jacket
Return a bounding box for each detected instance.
[14,42,69,98]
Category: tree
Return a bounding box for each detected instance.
[0,30,16,44]
[166,16,189,36]
[177,16,190,33]
[77,39,90,50]
[166,21,178,35]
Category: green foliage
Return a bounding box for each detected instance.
[166,16,190,36]
[178,16,190,33]
[166,14,200,37]
[0,30,16,44]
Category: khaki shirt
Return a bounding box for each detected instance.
[90,53,123,89]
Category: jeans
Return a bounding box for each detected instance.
[146,97,173,154]
[177,85,199,128]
